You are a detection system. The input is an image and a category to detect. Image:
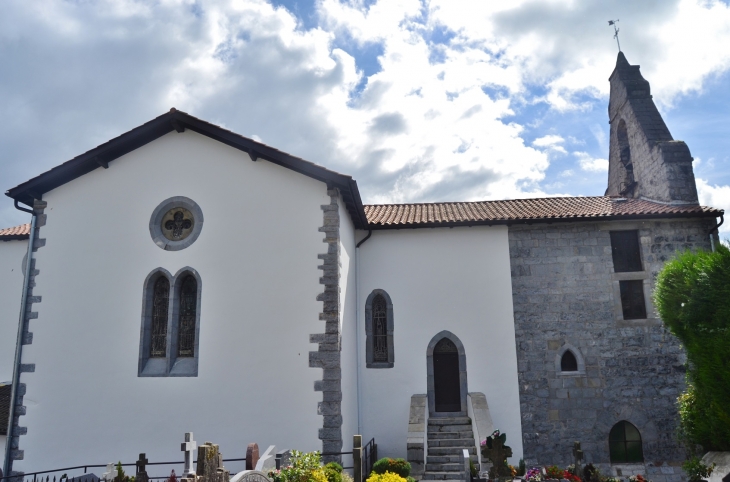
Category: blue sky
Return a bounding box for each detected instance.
[1,0,730,230]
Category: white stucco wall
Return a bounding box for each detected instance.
[357,226,523,462]
[0,239,28,383]
[15,130,332,473]
[338,197,358,462]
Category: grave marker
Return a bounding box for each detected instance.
[572,442,583,476]
[246,444,260,471]
[182,433,198,477]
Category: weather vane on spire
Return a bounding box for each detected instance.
[608,19,621,51]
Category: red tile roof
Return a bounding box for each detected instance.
[364,196,722,227]
[0,223,30,239]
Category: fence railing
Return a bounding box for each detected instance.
[0,457,247,482]
[361,438,376,482]
[2,435,376,482]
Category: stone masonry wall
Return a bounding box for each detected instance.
[509,217,716,481]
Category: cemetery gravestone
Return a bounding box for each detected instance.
[246,444,260,471]
[182,433,198,477]
[481,432,513,480]
[195,442,230,482]
[572,442,583,476]
[136,453,150,482]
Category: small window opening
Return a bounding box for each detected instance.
[617,120,636,196]
[610,230,643,272]
[609,421,644,463]
[561,351,578,372]
[619,280,647,320]
[150,277,170,357]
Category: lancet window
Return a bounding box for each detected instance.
[365,289,394,368]
[139,268,201,377]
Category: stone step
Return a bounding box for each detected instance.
[425,464,464,472]
[420,472,465,480]
[428,417,472,426]
[427,431,474,440]
[427,439,477,447]
[428,424,473,433]
[427,455,478,464]
[428,447,477,456]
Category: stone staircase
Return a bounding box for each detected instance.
[421,416,479,482]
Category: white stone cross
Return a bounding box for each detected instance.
[181,432,197,477]
[102,463,116,482]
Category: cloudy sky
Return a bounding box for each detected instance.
[2,0,730,230]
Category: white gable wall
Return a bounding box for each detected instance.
[357,226,524,461]
[16,130,331,472]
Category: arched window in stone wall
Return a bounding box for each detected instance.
[560,350,578,372]
[617,120,636,196]
[609,421,644,463]
[365,289,394,368]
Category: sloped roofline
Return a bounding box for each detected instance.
[5,109,722,231]
[5,109,370,229]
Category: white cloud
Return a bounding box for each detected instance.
[574,151,608,173]
[1,0,729,228]
[697,178,730,233]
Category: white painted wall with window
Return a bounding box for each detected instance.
[15,131,331,472]
[356,226,524,462]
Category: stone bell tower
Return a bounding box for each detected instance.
[605,52,699,204]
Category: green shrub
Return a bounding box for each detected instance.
[654,244,730,451]
[324,462,344,482]
[372,458,411,478]
[682,457,716,482]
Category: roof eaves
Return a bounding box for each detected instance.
[4,110,369,228]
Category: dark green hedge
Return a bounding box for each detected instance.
[372,458,411,478]
[654,244,730,451]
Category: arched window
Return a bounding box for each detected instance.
[372,294,388,363]
[150,277,170,358]
[139,267,201,377]
[561,350,578,372]
[609,421,644,463]
[178,275,197,357]
[365,289,394,368]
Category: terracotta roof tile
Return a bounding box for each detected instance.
[0,223,30,239]
[364,197,722,227]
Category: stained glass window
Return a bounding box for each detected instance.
[372,294,388,363]
[150,277,169,358]
[178,275,197,357]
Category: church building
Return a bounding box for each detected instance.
[0,53,722,482]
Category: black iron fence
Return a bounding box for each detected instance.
[362,438,376,481]
[2,437,377,482]
[0,457,247,482]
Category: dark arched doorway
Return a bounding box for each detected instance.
[426,331,468,416]
[433,338,461,412]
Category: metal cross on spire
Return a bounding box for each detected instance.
[608,19,621,51]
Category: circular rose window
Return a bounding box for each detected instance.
[149,197,204,251]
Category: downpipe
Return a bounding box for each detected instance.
[3,202,36,477]
[709,214,724,252]
[354,230,372,436]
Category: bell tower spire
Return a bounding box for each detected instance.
[605,52,699,204]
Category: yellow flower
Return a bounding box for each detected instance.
[366,473,407,482]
